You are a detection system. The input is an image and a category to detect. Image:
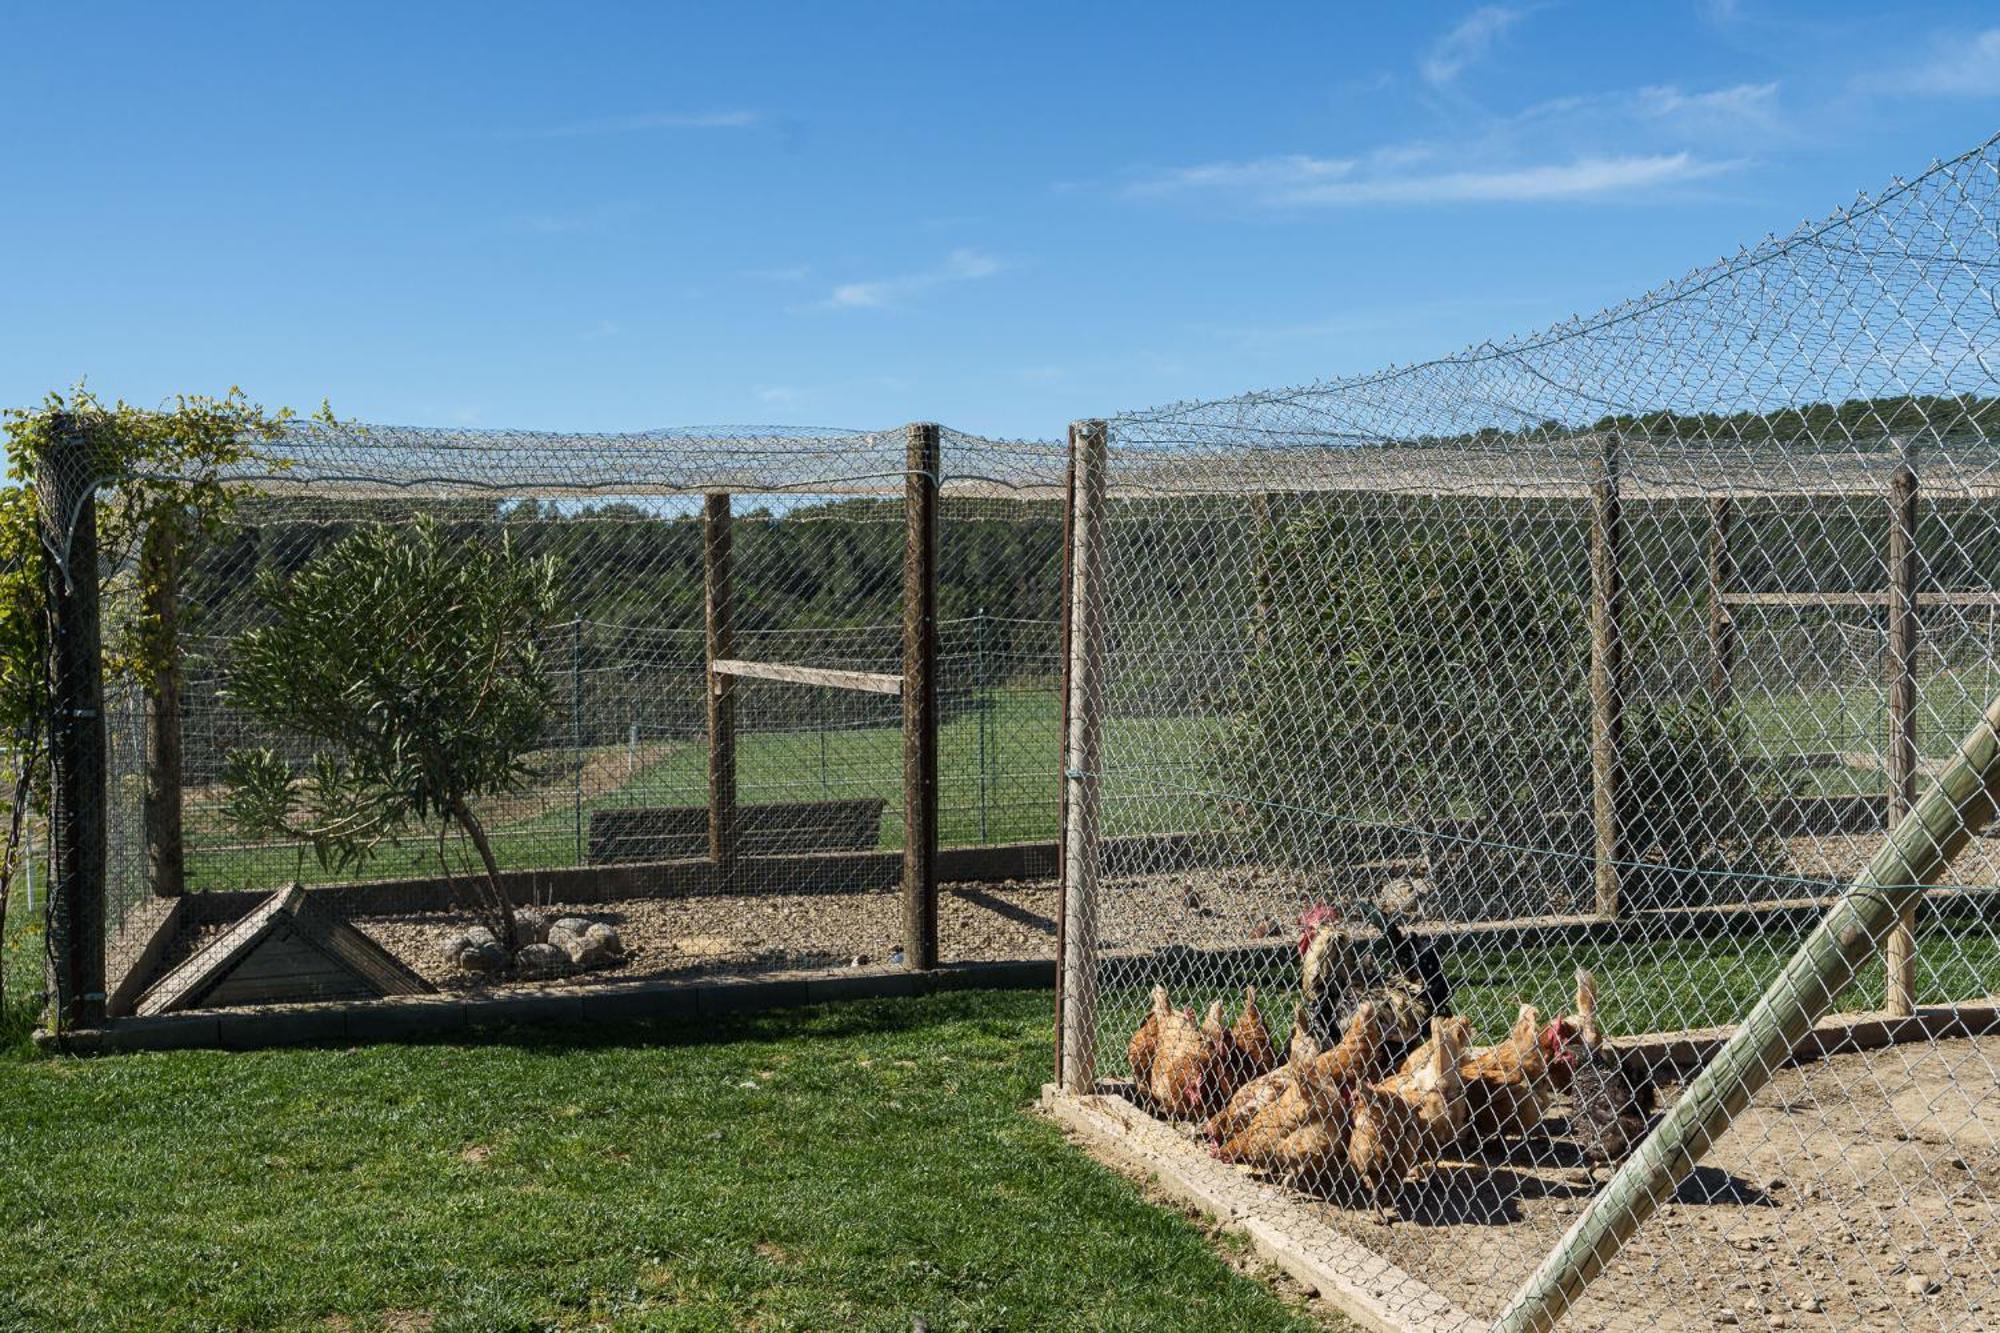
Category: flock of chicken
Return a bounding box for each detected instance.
[1126,904,1658,1217]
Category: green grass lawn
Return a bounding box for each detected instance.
[0,991,1333,1333]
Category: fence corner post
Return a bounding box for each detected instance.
[902,423,941,971]
[1059,418,1109,1093]
[37,414,108,1030]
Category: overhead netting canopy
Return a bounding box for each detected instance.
[1058,136,2000,1331]
[147,422,1071,500]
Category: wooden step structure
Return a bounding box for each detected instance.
[134,884,434,1016]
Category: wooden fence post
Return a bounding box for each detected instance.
[38,416,108,1030]
[1884,451,1920,1016]
[1054,438,1077,1084]
[1590,433,1626,919]
[902,423,941,971]
[1706,496,1735,710]
[1060,419,1109,1092]
[140,513,185,897]
[704,493,737,876]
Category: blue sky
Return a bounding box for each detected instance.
[3,1,1999,439]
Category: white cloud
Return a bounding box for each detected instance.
[1126,151,1735,208]
[1885,28,2000,97]
[822,248,1004,309]
[1422,6,1525,87]
[510,110,761,139]
[1635,81,1779,120]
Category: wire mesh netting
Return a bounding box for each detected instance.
[76,424,1068,1009]
[1063,137,2000,1331]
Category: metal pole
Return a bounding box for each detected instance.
[1060,419,1109,1093]
[1493,685,2000,1333]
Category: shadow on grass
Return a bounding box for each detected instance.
[21,985,1053,1063]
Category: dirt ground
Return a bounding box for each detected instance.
[1133,1037,2000,1332]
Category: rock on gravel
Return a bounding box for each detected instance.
[513,908,553,946]
[514,942,569,976]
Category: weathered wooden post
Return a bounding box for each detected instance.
[1054,439,1078,1083]
[1494,684,2000,1333]
[704,492,737,875]
[1060,419,1109,1093]
[1706,495,1735,709]
[140,512,185,897]
[1590,432,1626,918]
[902,423,941,971]
[38,415,108,1030]
[1884,450,1921,1015]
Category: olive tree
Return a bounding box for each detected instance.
[221,516,560,952]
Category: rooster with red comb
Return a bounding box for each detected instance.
[1297,899,1451,1071]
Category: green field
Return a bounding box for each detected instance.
[0,991,1332,1333]
[167,665,2000,893]
[179,687,1218,893]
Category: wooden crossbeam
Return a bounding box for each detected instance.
[709,658,904,695]
[1720,589,2000,607]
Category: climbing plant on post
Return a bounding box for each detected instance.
[1,387,297,1030]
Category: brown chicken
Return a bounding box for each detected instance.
[1212,1001,1391,1173]
[1219,985,1279,1094]
[1459,1003,1559,1145]
[1128,987,1225,1118]
[1203,1003,1315,1146]
[1347,1015,1473,1213]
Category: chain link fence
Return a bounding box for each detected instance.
[1053,135,2000,1331]
[46,425,1067,1018]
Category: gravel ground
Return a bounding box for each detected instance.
[1135,1036,2000,1332]
[352,881,1071,988]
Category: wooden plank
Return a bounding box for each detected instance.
[1886,457,1921,1016]
[1719,589,2000,607]
[106,894,185,1018]
[38,416,107,1030]
[1613,998,2000,1076]
[588,798,888,863]
[903,422,941,970]
[705,493,736,871]
[708,658,904,695]
[1040,1086,1484,1333]
[1060,419,1109,1091]
[1590,434,1626,918]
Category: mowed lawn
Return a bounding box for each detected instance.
[0,990,1331,1333]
